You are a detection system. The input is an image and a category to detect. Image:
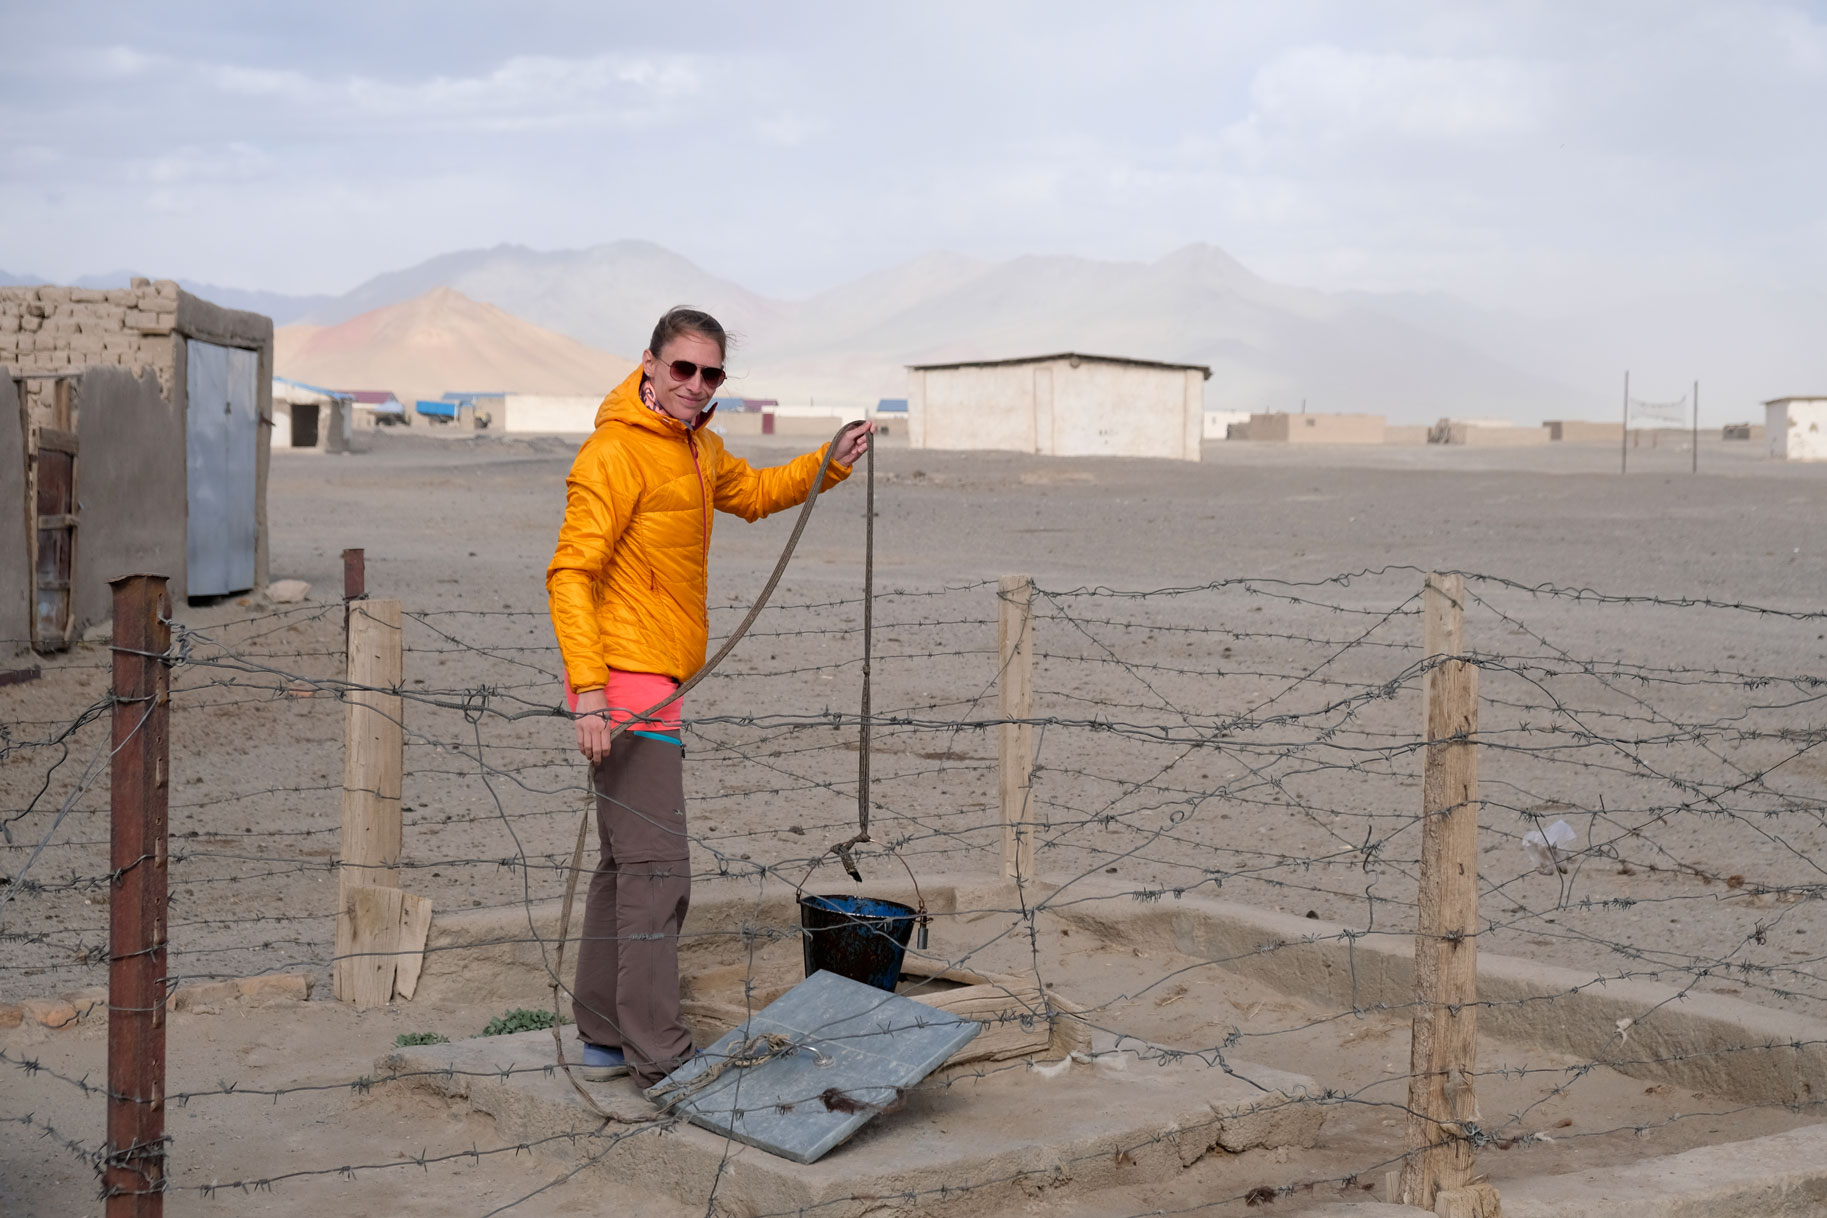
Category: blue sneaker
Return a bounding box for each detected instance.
[580,1043,629,1081]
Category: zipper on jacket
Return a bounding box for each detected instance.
[686,433,710,562]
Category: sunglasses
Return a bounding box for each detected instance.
[665,358,726,390]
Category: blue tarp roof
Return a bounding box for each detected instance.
[273,376,352,401]
[876,398,909,412]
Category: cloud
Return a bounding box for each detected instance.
[339,54,704,129]
[208,64,316,99]
[2,0,1823,421]
[1236,44,1550,147]
[92,44,157,79]
[753,112,824,147]
[138,143,274,187]
[33,44,710,138]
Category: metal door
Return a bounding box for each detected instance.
[186,340,259,596]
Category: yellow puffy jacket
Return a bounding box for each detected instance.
[547,368,851,692]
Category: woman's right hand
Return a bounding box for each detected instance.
[573,688,614,764]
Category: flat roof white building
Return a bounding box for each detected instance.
[1765,397,1827,461]
[498,394,599,434]
[1203,409,1250,440]
[906,352,1210,462]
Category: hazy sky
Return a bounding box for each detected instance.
[4,2,1824,398]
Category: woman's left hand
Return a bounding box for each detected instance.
[833,420,875,466]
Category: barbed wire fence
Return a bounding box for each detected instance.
[3,559,1826,1214]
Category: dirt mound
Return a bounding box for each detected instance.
[274,286,635,405]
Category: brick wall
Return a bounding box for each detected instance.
[1,277,182,422]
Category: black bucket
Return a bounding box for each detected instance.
[797,893,916,992]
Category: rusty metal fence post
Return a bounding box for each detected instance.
[106,574,171,1216]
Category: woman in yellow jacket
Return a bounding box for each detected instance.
[547,307,871,1087]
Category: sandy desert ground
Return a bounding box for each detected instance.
[3,429,1825,1216]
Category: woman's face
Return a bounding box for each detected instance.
[641,331,725,424]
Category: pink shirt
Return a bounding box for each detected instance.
[565,669,683,735]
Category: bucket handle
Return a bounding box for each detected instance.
[795,840,930,952]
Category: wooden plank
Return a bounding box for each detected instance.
[392,892,433,1001]
[1398,573,1496,1215]
[998,575,1036,883]
[29,442,76,653]
[51,380,72,432]
[334,598,403,1002]
[340,884,404,1008]
[900,962,996,988]
[909,982,1091,1062]
[34,426,79,455]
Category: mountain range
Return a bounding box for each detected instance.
[8,242,1607,422]
[0,269,334,322]
[275,287,636,406]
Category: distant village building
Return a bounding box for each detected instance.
[400,392,502,428]
[342,389,405,426]
[497,394,598,433]
[1544,420,1623,444]
[1235,412,1385,445]
[1203,409,1250,440]
[906,353,1209,462]
[272,377,352,451]
[488,392,829,438]
[1,279,273,656]
[1428,418,1548,446]
[441,391,506,409]
[1764,397,1827,461]
[871,398,908,436]
[712,396,778,414]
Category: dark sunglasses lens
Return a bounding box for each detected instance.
[668,359,726,388]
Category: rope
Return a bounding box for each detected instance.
[547,420,864,1120]
[827,436,875,882]
[809,441,931,939]
[644,1032,800,1113]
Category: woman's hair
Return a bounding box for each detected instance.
[648,307,728,361]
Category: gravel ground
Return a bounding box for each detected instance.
[3,427,1824,1214]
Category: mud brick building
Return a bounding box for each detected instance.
[1,279,273,657]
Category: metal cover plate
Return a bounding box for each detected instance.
[645,969,979,1164]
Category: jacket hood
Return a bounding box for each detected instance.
[595,366,716,435]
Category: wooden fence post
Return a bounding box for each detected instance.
[1396,573,1499,1216]
[998,575,1036,883]
[107,574,170,1217]
[334,597,405,1004]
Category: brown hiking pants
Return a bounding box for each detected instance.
[571,734,693,1086]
